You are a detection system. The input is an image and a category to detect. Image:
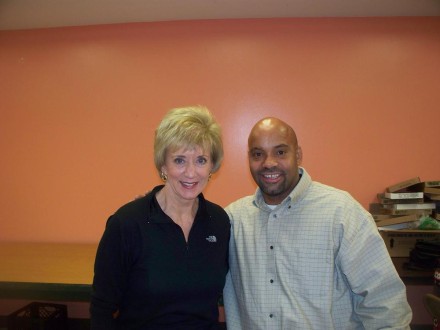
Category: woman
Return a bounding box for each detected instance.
[90,106,230,329]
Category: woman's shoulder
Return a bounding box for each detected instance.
[203,199,229,221]
[110,194,151,225]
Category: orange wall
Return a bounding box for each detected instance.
[1,17,439,243]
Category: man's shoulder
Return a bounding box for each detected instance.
[225,195,256,218]
[310,181,354,202]
[226,195,254,208]
[309,182,369,219]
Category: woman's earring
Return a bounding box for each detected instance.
[208,173,212,181]
[160,171,168,182]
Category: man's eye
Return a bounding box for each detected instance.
[252,152,262,158]
[277,150,286,156]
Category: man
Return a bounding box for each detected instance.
[223,117,412,329]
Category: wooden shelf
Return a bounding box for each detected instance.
[0,242,97,301]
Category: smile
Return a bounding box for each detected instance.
[263,173,280,179]
[181,182,198,188]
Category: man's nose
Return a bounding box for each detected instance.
[262,155,277,168]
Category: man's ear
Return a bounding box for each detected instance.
[296,146,303,165]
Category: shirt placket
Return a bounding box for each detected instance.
[266,207,282,327]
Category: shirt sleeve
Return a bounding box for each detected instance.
[337,206,412,329]
[223,270,243,330]
[90,215,127,330]
[223,206,244,330]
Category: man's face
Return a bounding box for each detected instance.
[248,119,301,205]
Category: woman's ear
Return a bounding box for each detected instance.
[160,166,168,182]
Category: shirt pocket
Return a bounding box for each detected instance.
[278,244,333,298]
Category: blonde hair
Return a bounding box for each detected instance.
[154,106,223,174]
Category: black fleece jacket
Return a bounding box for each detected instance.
[90,185,230,329]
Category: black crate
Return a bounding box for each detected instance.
[7,302,68,330]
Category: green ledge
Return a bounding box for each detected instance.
[0,281,92,302]
[0,281,225,306]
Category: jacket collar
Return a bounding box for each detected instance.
[145,185,209,223]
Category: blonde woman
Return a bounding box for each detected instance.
[91,106,229,329]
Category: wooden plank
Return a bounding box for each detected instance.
[0,242,97,285]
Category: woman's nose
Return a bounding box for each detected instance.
[184,163,196,177]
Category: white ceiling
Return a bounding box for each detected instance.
[1,0,440,31]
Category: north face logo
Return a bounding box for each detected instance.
[206,235,217,243]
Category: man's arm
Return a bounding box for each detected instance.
[338,209,412,329]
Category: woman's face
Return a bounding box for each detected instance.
[161,145,213,201]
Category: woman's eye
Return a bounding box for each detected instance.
[174,158,184,165]
[196,157,208,165]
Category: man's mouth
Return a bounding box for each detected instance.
[261,173,281,182]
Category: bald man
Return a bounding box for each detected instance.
[223,117,412,329]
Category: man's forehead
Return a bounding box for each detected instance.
[249,126,292,148]
[249,143,291,151]
[250,126,291,143]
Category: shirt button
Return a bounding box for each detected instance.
[269,314,273,318]
[270,279,274,283]
[288,205,291,209]
[270,246,273,250]
[273,214,277,218]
